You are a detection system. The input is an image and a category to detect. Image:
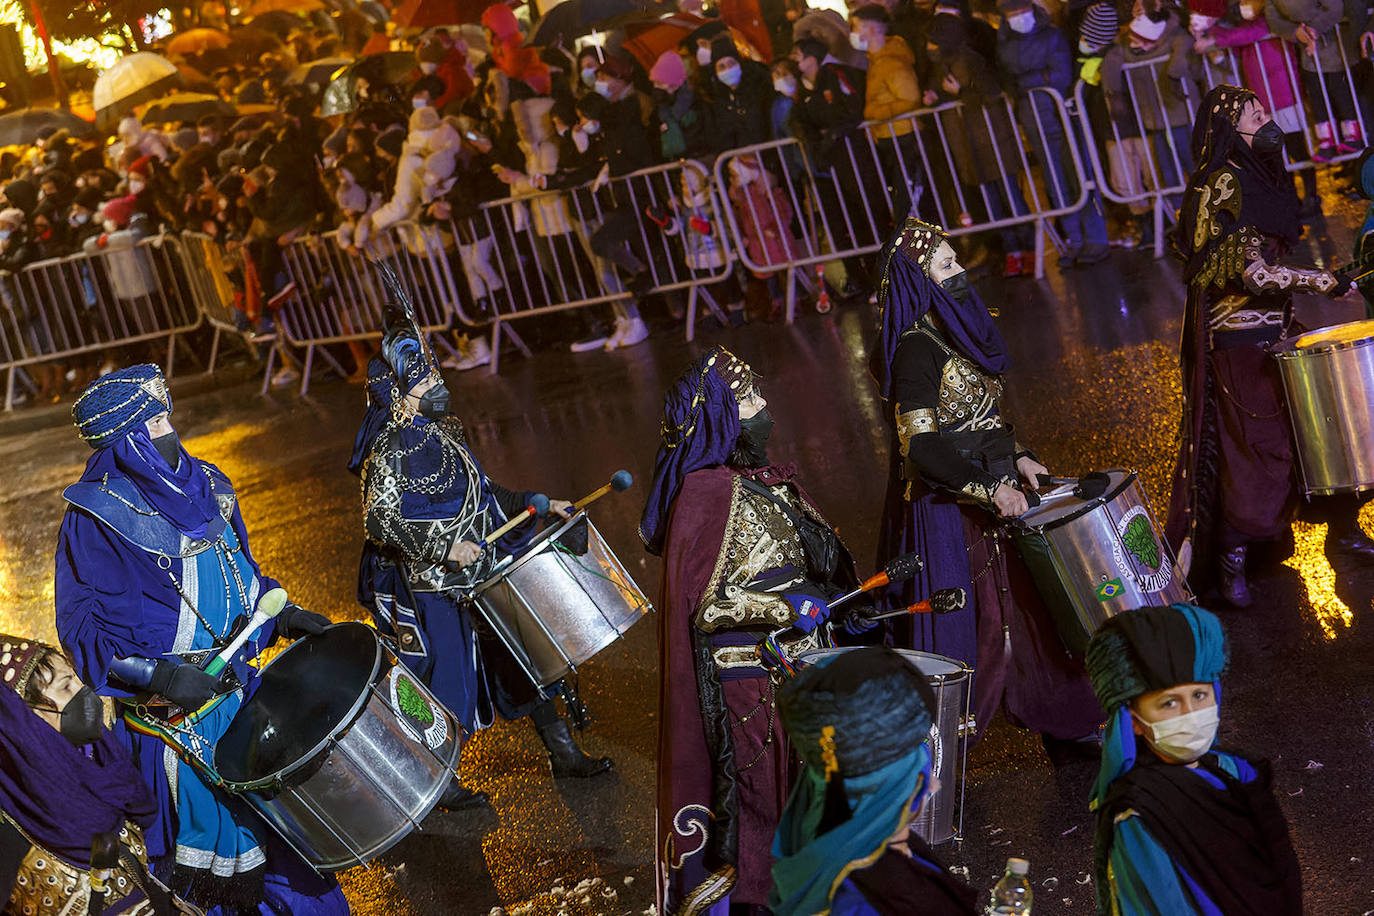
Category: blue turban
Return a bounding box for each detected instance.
[348,355,400,476]
[1087,604,1228,808]
[71,364,172,449]
[771,648,938,915]
[638,346,756,556]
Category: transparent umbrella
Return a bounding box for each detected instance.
[93,53,183,129]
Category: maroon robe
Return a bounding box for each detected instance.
[657,462,835,913]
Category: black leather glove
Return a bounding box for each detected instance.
[1331,270,1355,297]
[276,603,332,638]
[148,660,224,711]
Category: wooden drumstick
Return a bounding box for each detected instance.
[481,494,551,547]
[205,587,288,677]
[573,470,633,512]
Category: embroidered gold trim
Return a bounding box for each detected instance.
[895,408,936,456]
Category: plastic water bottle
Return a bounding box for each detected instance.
[987,857,1033,915]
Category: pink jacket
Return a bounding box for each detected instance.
[1207,21,1299,113]
[729,183,799,272]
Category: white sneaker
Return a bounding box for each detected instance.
[570,329,610,352]
[448,336,492,371]
[612,316,649,349]
[602,317,628,351]
[270,365,300,388]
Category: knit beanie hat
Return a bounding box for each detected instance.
[1080,2,1119,50]
[649,50,687,88]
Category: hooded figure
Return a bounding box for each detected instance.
[644,346,865,913]
[1165,85,1361,606]
[1086,604,1302,916]
[0,637,184,916]
[770,647,979,916]
[53,365,344,915]
[352,269,612,788]
[869,219,1103,751]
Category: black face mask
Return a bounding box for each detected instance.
[1246,120,1284,156]
[940,270,972,303]
[45,686,105,746]
[731,408,774,468]
[417,380,451,420]
[151,431,181,469]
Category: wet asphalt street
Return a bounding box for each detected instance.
[4,181,1374,915]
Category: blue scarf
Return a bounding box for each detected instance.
[870,240,1008,398]
[639,351,743,556]
[771,747,932,916]
[84,426,220,540]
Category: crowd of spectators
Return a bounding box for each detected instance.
[2,0,1373,397]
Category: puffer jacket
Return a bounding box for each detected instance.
[864,35,922,139]
[1101,21,1201,132]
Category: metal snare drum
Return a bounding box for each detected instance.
[1272,319,1374,495]
[471,511,652,689]
[797,648,973,846]
[214,623,460,871]
[1011,469,1191,655]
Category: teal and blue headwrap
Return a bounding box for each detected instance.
[1086,603,1228,807]
[71,364,171,449]
[771,648,937,915]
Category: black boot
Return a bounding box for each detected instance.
[535,717,614,779]
[1326,512,1374,561]
[434,774,489,812]
[1218,545,1252,608]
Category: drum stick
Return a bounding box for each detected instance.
[481,493,551,546]
[205,587,287,677]
[864,587,968,620]
[830,552,923,609]
[572,469,633,512]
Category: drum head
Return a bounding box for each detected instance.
[1017,469,1131,528]
[1286,319,1374,353]
[215,623,381,786]
[798,647,969,680]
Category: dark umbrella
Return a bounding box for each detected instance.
[138,92,239,126]
[285,56,352,90]
[529,0,668,48]
[247,9,307,34]
[0,108,95,147]
[319,52,417,116]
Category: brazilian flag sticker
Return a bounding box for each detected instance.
[1096,578,1125,602]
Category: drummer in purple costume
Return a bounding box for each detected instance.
[54,363,347,915]
[870,218,1103,758]
[1168,85,1369,607]
[641,346,872,915]
[351,294,611,800]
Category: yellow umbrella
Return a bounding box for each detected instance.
[165,28,232,58]
[246,0,325,14]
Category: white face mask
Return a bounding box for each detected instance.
[582,67,598,87]
[419,61,439,74]
[594,79,613,99]
[696,46,712,66]
[849,30,868,51]
[1078,39,1097,55]
[717,63,741,87]
[71,212,90,226]
[774,75,797,96]
[1007,11,1036,33]
[413,97,429,110]
[1239,4,1258,18]
[128,179,146,193]
[581,120,600,135]
[1135,704,1219,763]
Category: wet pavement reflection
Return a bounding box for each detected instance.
[4,191,1374,913]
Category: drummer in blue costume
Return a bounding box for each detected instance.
[351,283,612,802]
[1086,603,1302,915]
[54,363,346,915]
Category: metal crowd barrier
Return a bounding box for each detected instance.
[1076,22,1371,257]
[178,231,283,394]
[713,85,1088,310]
[0,232,203,411]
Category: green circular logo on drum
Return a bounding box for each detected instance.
[389,669,448,749]
[1112,506,1171,593]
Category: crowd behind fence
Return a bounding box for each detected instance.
[2,25,1370,403]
